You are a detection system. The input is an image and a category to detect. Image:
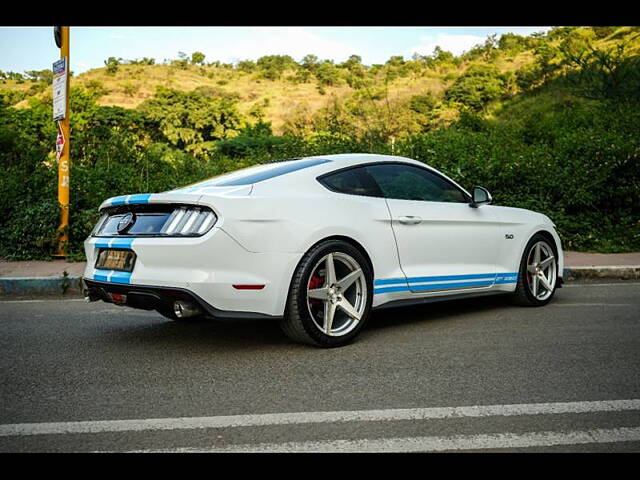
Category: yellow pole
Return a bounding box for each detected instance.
[55,26,70,258]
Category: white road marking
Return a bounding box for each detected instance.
[129,427,640,452]
[1,399,640,438]
[552,303,637,307]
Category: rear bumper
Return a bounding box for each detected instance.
[83,278,280,320]
[83,227,301,317]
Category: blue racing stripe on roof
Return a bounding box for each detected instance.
[93,238,135,249]
[127,194,152,204]
[107,194,153,206]
[109,238,135,249]
[110,196,128,206]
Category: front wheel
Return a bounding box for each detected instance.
[512,234,559,306]
[279,240,373,347]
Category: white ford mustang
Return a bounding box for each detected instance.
[83,153,563,347]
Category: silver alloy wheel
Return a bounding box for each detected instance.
[526,240,557,301]
[306,252,367,337]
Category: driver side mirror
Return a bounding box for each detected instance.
[469,186,492,208]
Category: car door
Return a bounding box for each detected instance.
[365,163,502,294]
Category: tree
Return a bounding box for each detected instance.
[236,60,256,73]
[314,61,342,87]
[301,54,319,71]
[386,56,405,67]
[256,55,297,80]
[191,51,206,65]
[138,86,243,157]
[25,69,53,83]
[104,57,121,75]
[173,52,189,69]
[341,55,363,70]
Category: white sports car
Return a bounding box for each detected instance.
[83,154,563,347]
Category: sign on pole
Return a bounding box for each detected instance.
[56,122,65,162]
[52,58,67,121]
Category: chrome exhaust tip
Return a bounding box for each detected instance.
[83,288,99,302]
[173,300,201,318]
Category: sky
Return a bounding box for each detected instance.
[0,26,551,74]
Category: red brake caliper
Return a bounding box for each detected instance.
[308,273,324,306]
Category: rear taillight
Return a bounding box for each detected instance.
[92,205,217,237]
[160,207,217,236]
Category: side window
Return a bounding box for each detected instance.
[319,167,383,197]
[365,164,467,203]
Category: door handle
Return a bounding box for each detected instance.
[398,216,422,225]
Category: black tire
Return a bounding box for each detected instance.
[512,233,559,306]
[279,240,374,348]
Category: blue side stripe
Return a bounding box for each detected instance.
[374,272,518,287]
[374,285,412,294]
[373,272,519,295]
[374,277,410,286]
[408,273,498,283]
[411,280,494,292]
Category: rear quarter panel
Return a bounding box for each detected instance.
[206,180,405,298]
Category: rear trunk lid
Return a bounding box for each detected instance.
[98,184,252,211]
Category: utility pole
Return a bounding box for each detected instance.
[53,26,70,258]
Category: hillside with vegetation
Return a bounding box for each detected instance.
[1,26,639,260]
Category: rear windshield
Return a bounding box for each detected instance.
[182,158,332,189]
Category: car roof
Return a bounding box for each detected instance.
[170,153,469,197]
[172,154,420,191]
[309,153,425,169]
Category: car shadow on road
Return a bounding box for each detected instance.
[368,294,515,331]
[107,315,296,351]
[105,294,516,352]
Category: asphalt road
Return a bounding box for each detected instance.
[1,282,639,452]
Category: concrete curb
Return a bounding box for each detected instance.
[0,275,83,296]
[1,266,639,298]
[562,266,640,281]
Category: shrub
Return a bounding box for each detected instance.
[444,64,508,111]
[121,82,140,97]
[84,79,110,98]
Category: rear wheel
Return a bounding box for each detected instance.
[279,240,373,347]
[513,234,558,306]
